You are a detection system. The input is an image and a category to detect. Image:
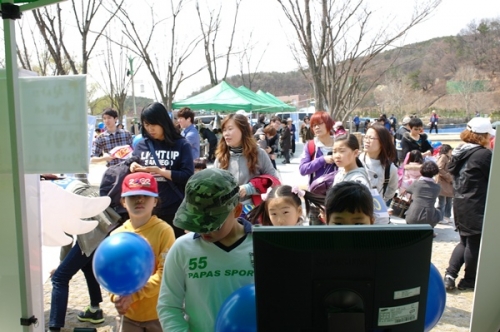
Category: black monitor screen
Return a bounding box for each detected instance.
[253,225,433,332]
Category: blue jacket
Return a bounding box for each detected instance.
[182,124,201,160]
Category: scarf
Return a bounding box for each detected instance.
[229,146,243,155]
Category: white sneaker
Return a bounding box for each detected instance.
[444,217,452,224]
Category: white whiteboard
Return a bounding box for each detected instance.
[19,75,89,174]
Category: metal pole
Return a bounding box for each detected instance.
[128,56,137,117]
[2,2,32,330]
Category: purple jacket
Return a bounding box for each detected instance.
[299,141,336,184]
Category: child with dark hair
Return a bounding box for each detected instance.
[401,117,433,159]
[400,150,424,193]
[247,185,324,226]
[403,161,442,233]
[325,181,374,225]
[332,134,371,187]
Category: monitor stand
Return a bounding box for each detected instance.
[325,290,365,332]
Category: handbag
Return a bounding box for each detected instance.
[390,194,412,218]
[309,164,338,195]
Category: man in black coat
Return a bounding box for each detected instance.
[199,126,218,162]
[280,119,291,164]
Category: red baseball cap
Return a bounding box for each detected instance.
[121,172,158,197]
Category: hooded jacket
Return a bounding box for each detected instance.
[447,144,492,235]
[110,216,175,322]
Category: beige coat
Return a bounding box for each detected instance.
[435,154,454,197]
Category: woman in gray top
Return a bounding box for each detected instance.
[403,161,442,230]
[214,114,278,215]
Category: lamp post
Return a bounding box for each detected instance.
[127,56,137,117]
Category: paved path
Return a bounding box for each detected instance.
[43,142,468,331]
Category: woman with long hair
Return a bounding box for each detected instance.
[359,124,398,203]
[299,111,336,224]
[444,118,494,291]
[130,102,194,238]
[214,114,278,216]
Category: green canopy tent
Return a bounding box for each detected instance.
[256,90,296,111]
[172,81,274,112]
[236,86,284,113]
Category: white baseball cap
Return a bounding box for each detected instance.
[466,117,496,136]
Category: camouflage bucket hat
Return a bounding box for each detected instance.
[174,168,240,233]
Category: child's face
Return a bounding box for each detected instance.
[410,126,422,136]
[199,204,242,242]
[333,140,358,168]
[122,195,157,218]
[327,211,373,225]
[267,197,302,226]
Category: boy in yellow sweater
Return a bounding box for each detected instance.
[111,172,175,331]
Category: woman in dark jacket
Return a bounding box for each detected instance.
[443,118,494,291]
[130,102,194,238]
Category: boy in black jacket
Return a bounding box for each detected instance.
[401,118,433,160]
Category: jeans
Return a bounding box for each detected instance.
[438,196,452,219]
[49,241,102,328]
[445,234,482,286]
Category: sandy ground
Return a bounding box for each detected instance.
[44,139,472,331]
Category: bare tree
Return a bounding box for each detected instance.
[15,20,55,75]
[195,0,243,86]
[114,0,203,109]
[31,0,123,75]
[277,0,442,120]
[460,18,500,77]
[237,32,267,89]
[374,71,411,116]
[96,36,130,120]
[452,66,485,119]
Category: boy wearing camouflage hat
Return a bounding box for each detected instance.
[157,168,254,331]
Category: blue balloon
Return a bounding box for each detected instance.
[431,141,442,149]
[425,263,446,331]
[98,122,105,130]
[132,134,143,149]
[93,232,154,296]
[215,284,256,332]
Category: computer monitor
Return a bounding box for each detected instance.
[253,225,434,332]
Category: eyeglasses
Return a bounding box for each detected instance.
[364,136,379,141]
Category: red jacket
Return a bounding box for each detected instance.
[249,174,281,206]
